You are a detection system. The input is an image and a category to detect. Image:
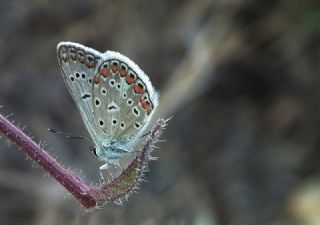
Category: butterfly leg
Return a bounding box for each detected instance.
[99,160,120,183]
[99,164,109,182]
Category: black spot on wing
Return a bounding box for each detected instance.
[81,94,91,99]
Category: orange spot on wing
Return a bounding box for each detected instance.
[139,99,152,112]
[85,56,96,68]
[100,68,109,77]
[119,68,127,77]
[60,46,68,62]
[94,74,100,84]
[68,47,76,60]
[111,65,119,73]
[126,75,135,84]
[134,84,144,94]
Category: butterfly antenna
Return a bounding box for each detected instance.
[48,128,94,144]
[139,116,174,138]
[140,131,151,138]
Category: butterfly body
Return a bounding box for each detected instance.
[57,42,158,168]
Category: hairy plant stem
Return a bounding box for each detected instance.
[0,113,168,208]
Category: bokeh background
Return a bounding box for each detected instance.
[0,0,320,225]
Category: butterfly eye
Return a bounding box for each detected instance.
[119,63,127,77]
[85,54,96,68]
[111,60,119,73]
[77,50,85,63]
[126,70,136,84]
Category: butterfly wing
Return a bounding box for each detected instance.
[90,51,159,149]
[57,42,106,146]
[57,42,159,157]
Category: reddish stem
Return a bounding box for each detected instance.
[0,112,168,208]
[0,113,96,208]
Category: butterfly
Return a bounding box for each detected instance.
[57,42,159,171]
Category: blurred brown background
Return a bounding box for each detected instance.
[0,0,320,225]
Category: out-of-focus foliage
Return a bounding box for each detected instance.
[0,0,319,225]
